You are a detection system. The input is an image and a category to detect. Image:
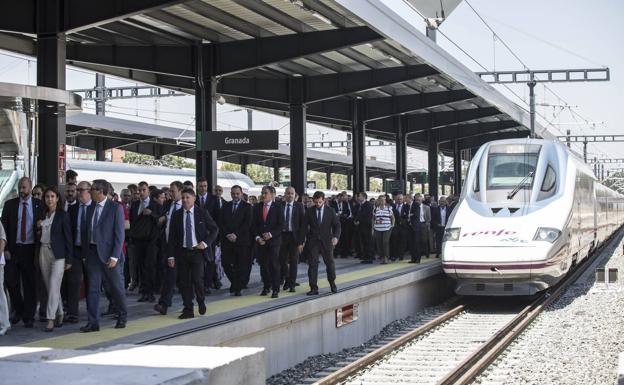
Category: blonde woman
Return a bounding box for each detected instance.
[373,196,394,264]
[37,187,73,332]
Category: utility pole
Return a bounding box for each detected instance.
[476,68,610,138]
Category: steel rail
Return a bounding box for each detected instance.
[311,304,467,385]
[313,228,621,385]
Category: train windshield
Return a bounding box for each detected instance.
[486,144,541,190]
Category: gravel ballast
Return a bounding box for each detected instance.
[474,232,624,385]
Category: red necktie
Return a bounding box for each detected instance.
[20,202,27,242]
[262,204,268,222]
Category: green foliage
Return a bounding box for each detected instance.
[220,161,273,184]
[121,151,194,169]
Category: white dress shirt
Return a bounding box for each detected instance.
[40,211,55,244]
[440,206,447,227]
[419,204,425,223]
[138,197,150,216]
[165,200,181,242]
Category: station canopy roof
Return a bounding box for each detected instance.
[66,112,426,179]
[0,0,547,152]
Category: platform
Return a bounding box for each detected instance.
[1,256,452,377]
[0,345,264,385]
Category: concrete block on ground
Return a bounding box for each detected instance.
[0,345,264,385]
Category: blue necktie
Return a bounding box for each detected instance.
[317,208,321,224]
[185,210,193,248]
[91,205,100,244]
[285,203,291,231]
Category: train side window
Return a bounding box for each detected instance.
[541,165,556,192]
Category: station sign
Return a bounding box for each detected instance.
[203,130,279,151]
[384,179,405,194]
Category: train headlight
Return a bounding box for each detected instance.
[533,227,561,243]
[443,227,461,242]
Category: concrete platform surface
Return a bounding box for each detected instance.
[0,345,264,385]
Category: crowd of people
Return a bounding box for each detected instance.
[0,170,457,336]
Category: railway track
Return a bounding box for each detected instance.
[311,232,620,385]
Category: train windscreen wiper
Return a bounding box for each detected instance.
[507,171,534,200]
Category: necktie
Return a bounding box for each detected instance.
[262,204,269,222]
[233,201,238,215]
[201,196,205,208]
[20,201,27,242]
[92,204,100,244]
[139,199,145,215]
[285,203,291,231]
[185,210,193,248]
[219,199,222,209]
[317,208,322,224]
[77,204,86,245]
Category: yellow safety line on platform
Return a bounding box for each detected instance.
[22,258,437,349]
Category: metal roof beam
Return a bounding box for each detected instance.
[409,120,519,143]
[453,130,529,150]
[365,89,474,122]
[367,107,502,134]
[218,64,438,103]
[65,1,189,34]
[65,26,381,78]
[210,26,382,76]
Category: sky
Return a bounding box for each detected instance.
[0,0,622,171]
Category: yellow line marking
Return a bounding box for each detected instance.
[22,258,437,349]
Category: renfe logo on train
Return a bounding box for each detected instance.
[462,229,517,237]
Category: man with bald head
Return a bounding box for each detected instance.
[278,187,306,292]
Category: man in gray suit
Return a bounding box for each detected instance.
[80,179,128,332]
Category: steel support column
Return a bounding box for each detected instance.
[428,129,439,200]
[351,99,366,193]
[395,115,407,191]
[346,172,352,190]
[453,139,462,195]
[273,159,280,183]
[95,138,105,161]
[326,168,332,190]
[289,77,307,196]
[95,73,106,115]
[36,0,66,188]
[195,44,217,191]
[241,155,248,175]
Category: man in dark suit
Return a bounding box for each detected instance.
[304,191,341,295]
[1,177,44,327]
[196,177,221,292]
[219,185,252,297]
[80,179,127,332]
[409,193,431,264]
[431,196,453,258]
[153,181,183,315]
[353,192,374,264]
[390,194,409,261]
[168,188,219,319]
[64,181,92,323]
[329,192,352,258]
[278,187,306,293]
[129,181,160,302]
[252,185,283,298]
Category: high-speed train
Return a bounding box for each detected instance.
[442,138,624,296]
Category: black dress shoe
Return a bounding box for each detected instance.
[260,288,270,296]
[147,295,156,303]
[295,282,300,287]
[23,320,34,328]
[137,294,148,302]
[9,317,20,325]
[234,291,242,296]
[178,312,194,319]
[360,260,369,264]
[154,303,167,315]
[114,320,126,329]
[283,283,289,291]
[65,316,79,324]
[306,290,319,296]
[80,324,100,333]
[214,281,222,290]
[198,302,206,315]
[229,287,235,293]
[330,282,338,294]
[289,287,296,293]
[271,291,279,299]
